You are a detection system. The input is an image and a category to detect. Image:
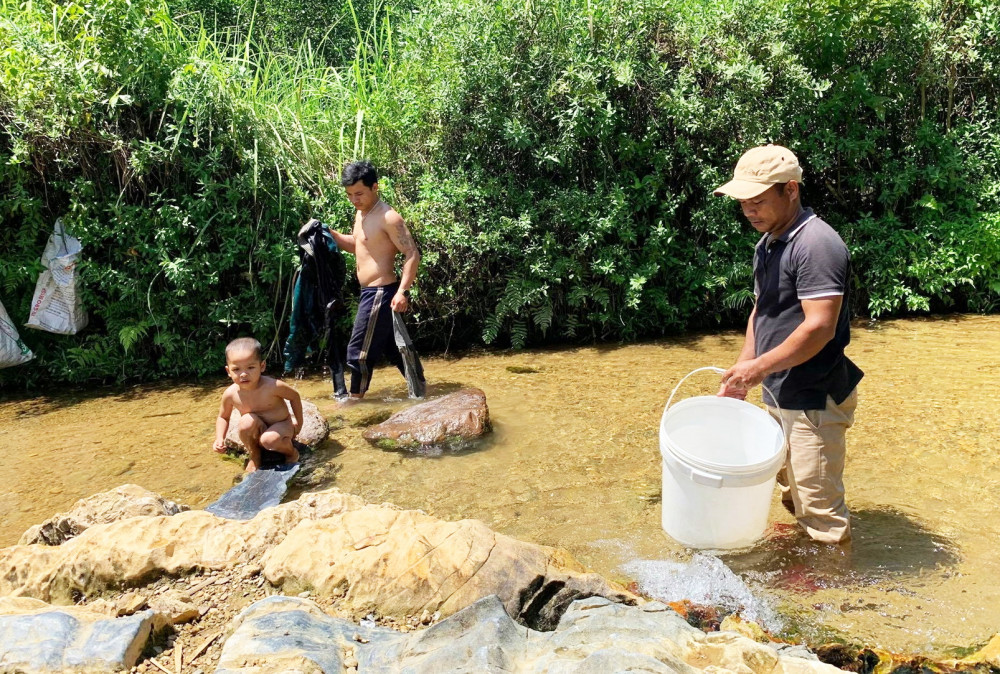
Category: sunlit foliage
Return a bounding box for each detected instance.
[1,0,998,386]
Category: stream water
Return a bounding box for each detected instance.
[2,315,998,655]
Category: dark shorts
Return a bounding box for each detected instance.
[258,448,288,469]
[346,282,406,395]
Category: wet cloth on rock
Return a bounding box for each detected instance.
[205,463,299,520]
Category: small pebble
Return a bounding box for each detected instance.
[240,564,262,579]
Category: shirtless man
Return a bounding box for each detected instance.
[329,160,424,399]
[213,337,303,471]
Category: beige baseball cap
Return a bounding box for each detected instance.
[713,144,803,199]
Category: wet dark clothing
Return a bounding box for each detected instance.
[753,208,864,410]
[283,221,348,396]
[347,282,425,396]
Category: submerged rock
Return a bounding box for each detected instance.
[950,633,1000,668]
[0,597,155,672]
[18,484,187,546]
[721,613,770,642]
[361,387,491,451]
[224,399,328,451]
[957,633,1000,666]
[215,594,841,674]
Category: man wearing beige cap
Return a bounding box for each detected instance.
[714,144,863,544]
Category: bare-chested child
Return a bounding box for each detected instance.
[328,160,425,399]
[213,337,302,472]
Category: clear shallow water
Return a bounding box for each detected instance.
[1,315,999,655]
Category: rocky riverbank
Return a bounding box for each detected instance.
[0,484,866,673]
[6,485,997,674]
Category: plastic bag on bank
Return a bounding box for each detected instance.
[25,219,88,335]
[0,299,34,368]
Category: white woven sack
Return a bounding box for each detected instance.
[0,299,33,368]
[25,219,88,335]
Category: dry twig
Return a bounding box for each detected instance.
[189,631,221,663]
[148,656,174,674]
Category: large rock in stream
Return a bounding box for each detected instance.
[362,387,491,451]
[224,399,328,451]
[18,484,187,547]
[0,488,630,629]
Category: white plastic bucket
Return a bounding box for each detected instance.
[659,367,785,549]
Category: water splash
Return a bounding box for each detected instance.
[621,553,782,632]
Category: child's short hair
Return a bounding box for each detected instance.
[225,337,262,362]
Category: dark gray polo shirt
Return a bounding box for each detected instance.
[753,208,864,410]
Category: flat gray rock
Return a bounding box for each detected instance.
[0,605,154,672]
[216,596,404,674]
[527,596,700,674]
[773,643,821,660]
[532,648,683,674]
[396,595,529,673]
[205,464,300,520]
[213,594,835,674]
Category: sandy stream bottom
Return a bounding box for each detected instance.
[1,315,999,655]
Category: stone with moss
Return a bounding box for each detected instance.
[361,388,491,453]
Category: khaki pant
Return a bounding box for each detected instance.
[769,389,858,544]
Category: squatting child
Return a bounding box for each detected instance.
[213,337,302,472]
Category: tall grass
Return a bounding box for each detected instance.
[0,0,401,386]
[1,0,999,387]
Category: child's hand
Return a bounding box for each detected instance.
[292,421,302,438]
[213,439,227,453]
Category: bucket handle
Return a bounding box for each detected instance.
[666,366,787,436]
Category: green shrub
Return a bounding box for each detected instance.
[1,0,998,387]
[391,0,1000,346]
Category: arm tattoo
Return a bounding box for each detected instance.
[395,222,416,253]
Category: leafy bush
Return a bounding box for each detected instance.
[388,0,1000,346]
[1,0,998,387]
[0,0,365,387]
